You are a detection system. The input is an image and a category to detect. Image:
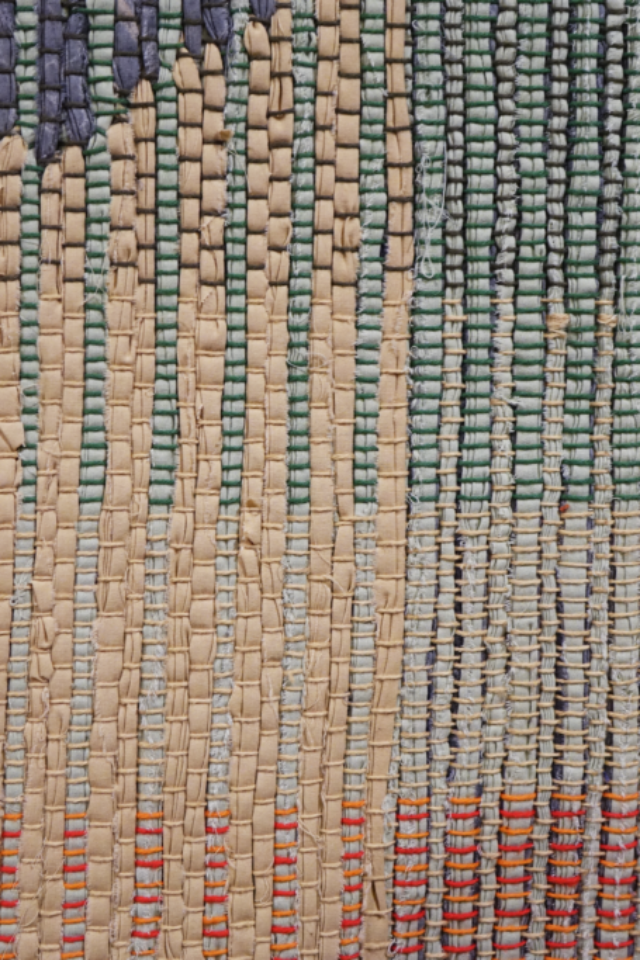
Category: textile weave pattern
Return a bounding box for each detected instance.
[0,0,637,959]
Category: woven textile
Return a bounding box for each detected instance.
[0,1,638,958]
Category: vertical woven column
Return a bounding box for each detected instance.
[537,302,568,957]
[444,1,496,953]
[86,119,138,960]
[182,40,224,960]
[273,0,315,949]
[210,0,250,954]
[253,3,292,956]
[548,2,599,955]
[502,3,547,956]
[426,0,462,953]
[131,79,162,956]
[40,145,86,960]
[343,0,385,952]
[0,131,26,954]
[75,0,116,951]
[19,158,63,960]
[580,5,624,953]
[153,4,181,956]
[297,0,337,947]
[59,141,90,957]
[0,133,25,828]
[394,0,443,951]
[363,0,412,948]
[160,52,203,960]
[605,6,640,960]
[320,0,359,953]
[228,19,270,960]
[200,39,231,960]
[1,0,38,943]
[529,0,567,951]
[584,301,615,958]
[0,116,21,960]
[480,1,516,955]
[480,0,516,953]
[109,99,153,954]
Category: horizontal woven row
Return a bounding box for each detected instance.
[0,0,638,959]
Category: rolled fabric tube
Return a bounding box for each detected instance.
[248,0,275,21]
[202,0,231,46]
[0,1,17,137]
[36,0,63,164]
[183,0,201,57]
[114,0,140,95]
[63,10,95,147]
[140,0,159,80]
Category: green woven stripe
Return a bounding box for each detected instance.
[272,0,316,943]
[205,1,250,947]
[446,1,496,953]
[553,3,599,954]
[339,0,385,941]
[384,0,413,894]
[480,0,515,951]
[506,1,549,951]
[134,0,181,940]
[62,0,118,945]
[394,0,443,949]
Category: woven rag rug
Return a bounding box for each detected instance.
[0,0,639,958]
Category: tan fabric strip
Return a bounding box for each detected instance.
[228,21,271,960]
[131,79,162,943]
[158,53,203,960]
[363,0,413,950]
[297,0,338,952]
[0,134,26,806]
[253,5,292,957]
[109,81,157,958]
[85,119,138,960]
[18,159,64,960]
[184,42,227,958]
[319,0,360,953]
[39,145,86,960]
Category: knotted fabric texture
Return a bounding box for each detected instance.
[0,1,637,960]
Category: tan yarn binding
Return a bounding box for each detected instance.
[363,0,413,949]
[228,20,271,960]
[18,159,63,960]
[0,133,26,816]
[158,53,203,960]
[253,5,293,957]
[85,119,138,960]
[39,145,86,960]
[319,0,360,952]
[297,0,338,952]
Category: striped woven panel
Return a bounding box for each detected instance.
[0,1,639,959]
